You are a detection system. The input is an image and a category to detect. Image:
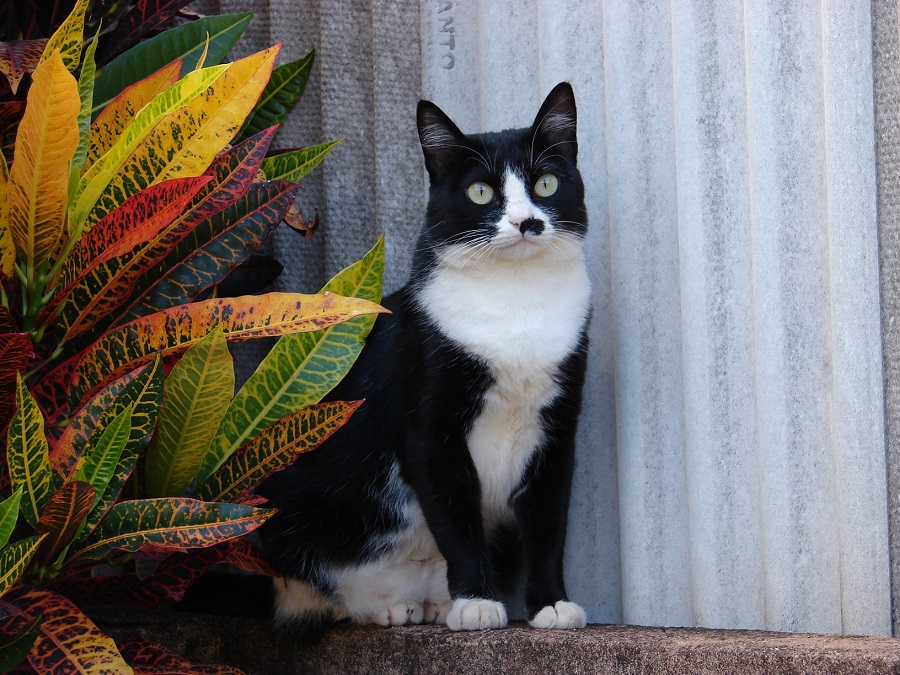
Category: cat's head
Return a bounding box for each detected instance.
[415,82,586,269]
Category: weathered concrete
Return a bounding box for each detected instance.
[873,0,900,637]
[97,608,900,675]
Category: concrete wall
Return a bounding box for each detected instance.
[199,0,895,635]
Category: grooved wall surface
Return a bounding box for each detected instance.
[197,0,893,635]
[422,0,890,636]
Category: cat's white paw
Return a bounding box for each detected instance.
[369,600,424,627]
[446,598,507,631]
[528,600,587,629]
[424,600,452,624]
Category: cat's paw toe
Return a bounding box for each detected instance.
[373,600,424,626]
[446,598,507,631]
[424,600,452,624]
[528,601,587,629]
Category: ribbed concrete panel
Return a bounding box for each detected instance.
[197,0,891,635]
[423,0,890,635]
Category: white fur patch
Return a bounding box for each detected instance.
[528,600,587,629]
[446,598,508,631]
[419,172,590,520]
[330,469,452,626]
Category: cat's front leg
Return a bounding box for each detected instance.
[515,345,589,630]
[406,431,507,630]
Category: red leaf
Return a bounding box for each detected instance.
[118,639,246,675]
[34,481,96,568]
[0,331,33,431]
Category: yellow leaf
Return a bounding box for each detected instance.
[86,61,181,169]
[73,64,228,228]
[8,52,79,265]
[39,0,89,72]
[75,46,279,230]
[159,45,280,182]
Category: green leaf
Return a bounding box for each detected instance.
[67,498,273,564]
[237,50,314,142]
[0,535,46,598]
[49,357,161,485]
[72,405,133,510]
[66,29,98,205]
[195,400,361,503]
[0,488,22,552]
[92,13,253,117]
[261,139,343,183]
[145,327,234,498]
[198,236,384,483]
[0,613,41,674]
[7,375,53,528]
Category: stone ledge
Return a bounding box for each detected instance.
[93,607,900,674]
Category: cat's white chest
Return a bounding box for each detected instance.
[418,246,590,519]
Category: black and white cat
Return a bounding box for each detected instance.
[257,82,591,633]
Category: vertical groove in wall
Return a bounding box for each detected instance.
[872,0,900,638]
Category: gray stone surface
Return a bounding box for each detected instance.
[873,0,900,638]
[97,608,900,675]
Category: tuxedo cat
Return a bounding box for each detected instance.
[257,82,591,633]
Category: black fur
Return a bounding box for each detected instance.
[256,82,589,630]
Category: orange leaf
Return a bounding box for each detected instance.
[69,292,387,406]
[7,51,79,264]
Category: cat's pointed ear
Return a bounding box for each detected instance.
[531,82,578,164]
[417,100,467,178]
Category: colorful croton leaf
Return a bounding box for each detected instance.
[119,639,246,675]
[87,61,182,168]
[145,327,234,498]
[91,13,253,117]
[78,46,279,231]
[7,375,54,528]
[195,400,362,503]
[49,358,162,484]
[67,291,387,408]
[0,536,46,598]
[73,63,228,227]
[0,40,48,94]
[7,50,79,267]
[261,139,344,183]
[130,177,297,318]
[0,487,23,550]
[32,481,96,570]
[0,612,42,674]
[66,498,274,564]
[201,236,385,481]
[4,585,133,674]
[38,0,89,73]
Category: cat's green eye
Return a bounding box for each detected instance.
[467,182,495,205]
[534,174,559,197]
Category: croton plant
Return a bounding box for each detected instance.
[0,1,384,672]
